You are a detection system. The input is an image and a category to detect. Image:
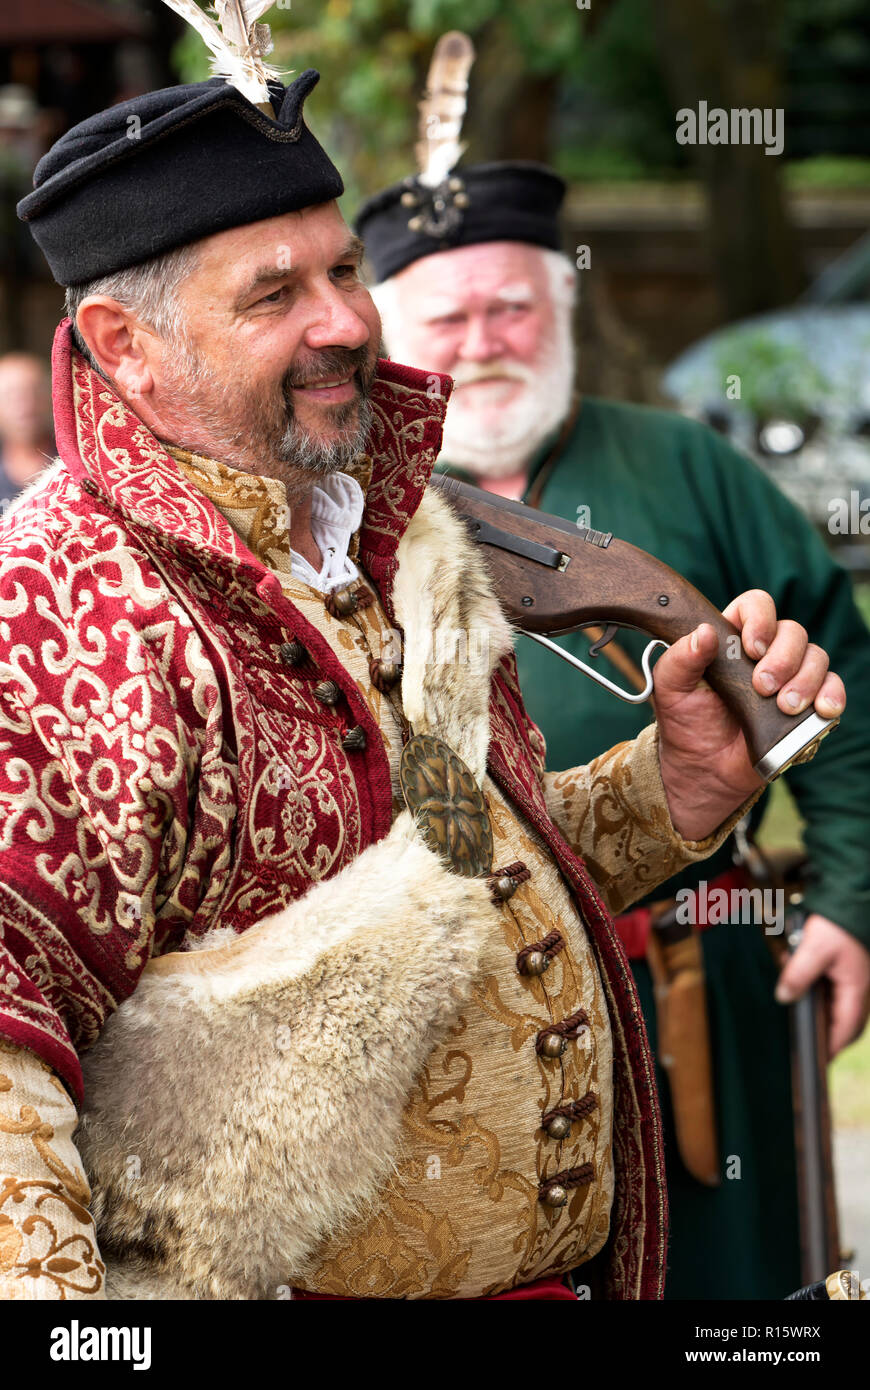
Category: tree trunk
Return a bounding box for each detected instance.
[461,21,558,164]
[653,0,806,319]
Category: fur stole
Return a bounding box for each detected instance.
[74,489,513,1299]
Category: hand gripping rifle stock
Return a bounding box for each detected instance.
[429,473,838,783]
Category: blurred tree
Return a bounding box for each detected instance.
[653,0,807,318]
[784,0,870,158]
[170,0,589,206]
[165,0,870,319]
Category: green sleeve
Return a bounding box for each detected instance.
[693,427,870,947]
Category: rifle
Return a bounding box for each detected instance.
[786,903,842,1286]
[731,823,842,1287]
[429,473,838,782]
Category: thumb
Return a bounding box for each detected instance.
[652,623,719,705]
[775,937,827,1004]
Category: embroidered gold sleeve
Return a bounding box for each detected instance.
[0,1040,105,1300]
[542,722,764,916]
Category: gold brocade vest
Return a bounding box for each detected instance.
[169,448,615,1299]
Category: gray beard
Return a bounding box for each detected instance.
[276,394,374,479]
[155,339,374,497]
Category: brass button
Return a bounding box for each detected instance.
[314,679,341,706]
[328,587,358,618]
[279,639,305,666]
[544,1114,572,1141]
[493,874,518,902]
[539,1032,567,1059]
[518,950,549,977]
[341,725,366,752]
[370,658,402,691]
[540,1184,568,1208]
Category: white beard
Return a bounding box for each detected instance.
[374,253,578,481]
[438,324,576,478]
[376,282,577,480]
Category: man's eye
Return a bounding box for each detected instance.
[258,286,289,306]
[332,263,359,280]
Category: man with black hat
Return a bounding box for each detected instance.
[0,14,843,1301]
[358,63,870,1298]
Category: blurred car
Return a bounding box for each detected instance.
[662,232,870,569]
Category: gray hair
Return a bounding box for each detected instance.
[64,242,201,377]
[371,246,578,359]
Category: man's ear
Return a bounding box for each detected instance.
[75,297,155,401]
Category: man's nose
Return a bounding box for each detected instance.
[457,315,502,362]
[303,281,371,351]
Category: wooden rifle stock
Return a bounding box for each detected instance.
[430,473,839,782]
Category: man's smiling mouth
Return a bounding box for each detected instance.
[290,371,357,399]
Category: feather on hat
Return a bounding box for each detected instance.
[160,0,283,110]
[17,3,343,285]
[354,30,565,283]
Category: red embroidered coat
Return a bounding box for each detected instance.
[0,322,666,1297]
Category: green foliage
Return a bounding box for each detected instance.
[831,1022,870,1125]
[555,146,652,183]
[757,776,805,852]
[557,0,683,174]
[785,156,870,189]
[713,330,833,419]
[172,0,591,207]
[171,0,870,201]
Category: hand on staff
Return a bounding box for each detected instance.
[651,589,845,842]
[776,913,870,1058]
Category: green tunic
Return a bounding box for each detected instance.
[440,398,870,1300]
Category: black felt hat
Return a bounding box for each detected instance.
[17,71,344,286]
[354,161,566,283]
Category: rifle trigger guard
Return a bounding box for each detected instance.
[520,632,669,705]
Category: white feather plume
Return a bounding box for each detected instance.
[160,0,283,109]
[416,32,476,188]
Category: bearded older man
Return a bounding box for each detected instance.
[358,161,870,1299]
[0,62,844,1303]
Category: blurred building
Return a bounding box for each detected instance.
[0,0,179,353]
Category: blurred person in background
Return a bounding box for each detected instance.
[0,86,45,177]
[359,155,870,1301]
[0,352,54,504]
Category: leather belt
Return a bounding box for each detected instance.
[615,865,750,960]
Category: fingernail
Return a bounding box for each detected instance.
[754,640,768,657]
[822,696,844,715]
[690,628,700,653]
[784,690,803,710]
[759,671,776,693]
[775,982,795,1004]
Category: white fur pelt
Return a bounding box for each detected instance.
[392,488,513,782]
[75,487,514,1300]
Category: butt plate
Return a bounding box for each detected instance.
[753,711,838,782]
